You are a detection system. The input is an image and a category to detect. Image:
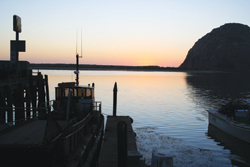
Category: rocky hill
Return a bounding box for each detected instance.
[179,23,250,71]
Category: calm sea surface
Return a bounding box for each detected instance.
[40,70,250,167]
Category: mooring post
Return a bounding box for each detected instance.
[45,75,50,113]
[113,82,118,116]
[117,121,127,167]
[37,73,46,118]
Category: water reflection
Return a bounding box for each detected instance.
[207,124,250,164]
[185,72,250,110]
[42,70,250,166]
[186,72,250,165]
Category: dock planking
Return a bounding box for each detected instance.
[99,115,138,167]
[0,119,67,147]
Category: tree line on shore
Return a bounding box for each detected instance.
[30,63,180,71]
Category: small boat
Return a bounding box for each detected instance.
[207,109,250,144]
[207,124,250,163]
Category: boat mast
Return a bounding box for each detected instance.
[75,28,82,86]
[75,54,79,85]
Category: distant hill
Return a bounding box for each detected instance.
[179,23,250,71]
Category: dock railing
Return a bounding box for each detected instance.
[94,101,102,112]
[58,112,94,158]
[0,100,53,125]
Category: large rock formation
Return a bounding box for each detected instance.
[179,23,250,71]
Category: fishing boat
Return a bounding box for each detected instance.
[207,109,250,144]
[0,16,104,166]
[0,55,104,167]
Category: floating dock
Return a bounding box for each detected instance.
[99,115,142,167]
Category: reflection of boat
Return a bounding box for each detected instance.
[207,124,250,163]
[0,55,104,167]
[207,110,250,144]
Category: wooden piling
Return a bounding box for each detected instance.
[113,82,118,116]
[37,73,46,118]
[0,90,5,120]
[28,71,37,117]
[25,86,31,118]
[44,75,50,113]
[0,69,50,124]
[5,85,13,122]
[15,82,25,121]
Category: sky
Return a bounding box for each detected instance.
[0,1,250,67]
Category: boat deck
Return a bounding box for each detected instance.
[99,116,139,167]
[0,119,67,147]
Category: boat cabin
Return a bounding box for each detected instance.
[53,82,95,120]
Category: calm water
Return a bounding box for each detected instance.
[40,70,250,166]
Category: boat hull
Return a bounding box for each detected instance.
[0,112,104,167]
[208,110,250,144]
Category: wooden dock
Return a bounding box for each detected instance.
[99,115,142,167]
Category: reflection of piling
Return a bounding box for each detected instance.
[113,82,118,116]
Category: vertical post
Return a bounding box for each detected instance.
[76,54,79,86]
[117,121,127,167]
[5,85,13,122]
[113,82,118,116]
[25,85,31,119]
[29,72,37,117]
[0,90,5,121]
[26,97,31,119]
[37,73,45,118]
[45,75,50,112]
[13,15,22,76]
[15,83,25,121]
[15,31,19,77]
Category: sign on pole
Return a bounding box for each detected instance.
[11,40,25,52]
[13,15,21,32]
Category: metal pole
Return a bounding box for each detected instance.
[76,54,79,86]
[15,31,19,77]
[113,82,118,116]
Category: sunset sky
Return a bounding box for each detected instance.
[0,1,249,67]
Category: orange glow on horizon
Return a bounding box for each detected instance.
[14,40,186,67]
[18,52,184,67]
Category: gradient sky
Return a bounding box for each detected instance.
[0,1,250,67]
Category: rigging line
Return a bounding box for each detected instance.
[81,27,82,58]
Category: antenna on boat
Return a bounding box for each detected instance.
[76,27,78,55]
[74,27,82,86]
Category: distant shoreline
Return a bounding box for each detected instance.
[30,63,233,73]
[30,63,181,72]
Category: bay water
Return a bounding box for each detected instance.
[40,70,250,166]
